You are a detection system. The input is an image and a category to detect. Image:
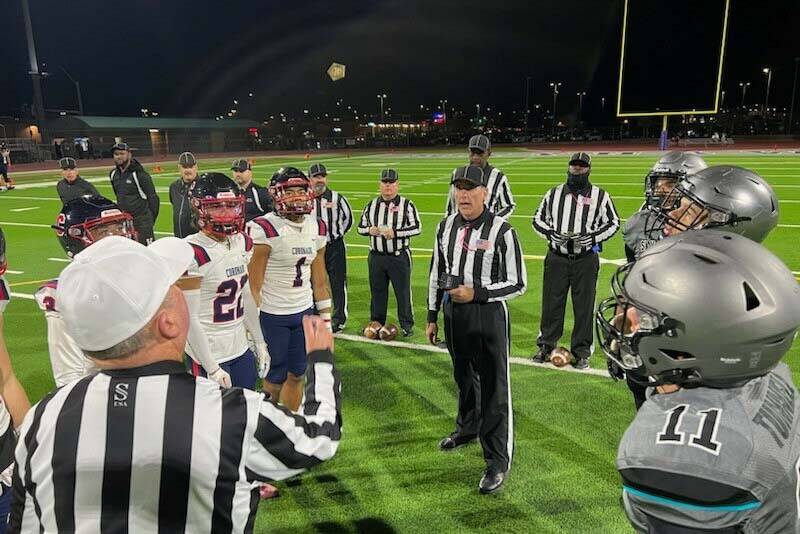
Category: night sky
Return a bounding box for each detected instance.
[0,0,797,120]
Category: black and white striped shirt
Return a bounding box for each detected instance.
[445,165,515,219]
[357,195,421,255]
[314,189,353,242]
[531,183,620,255]
[427,209,526,322]
[10,352,341,533]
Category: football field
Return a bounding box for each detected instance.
[1,149,799,533]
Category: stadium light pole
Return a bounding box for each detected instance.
[720,90,726,111]
[549,82,561,134]
[789,57,799,134]
[524,76,532,134]
[61,67,84,115]
[377,94,387,122]
[576,91,586,119]
[762,68,772,116]
[739,82,750,108]
[439,99,448,129]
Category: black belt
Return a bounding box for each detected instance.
[549,248,594,260]
[369,249,406,257]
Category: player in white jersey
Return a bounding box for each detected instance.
[177,173,269,389]
[36,196,231,388]
[247,167,331,411]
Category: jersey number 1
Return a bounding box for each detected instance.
[213,275,248,323]
[293,257,306,287]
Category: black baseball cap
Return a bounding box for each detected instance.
[451,165,484,189]
[309,163,327,177]
[231,158,251,172]
[569,152,591,167]
[468,134,491,153]
[178,152,197,167]
[59,157,77,170]
[380,169,398,182]
[111,142,130,153]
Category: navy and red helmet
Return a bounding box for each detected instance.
[189,172,245,237]
[54,196,137,258]
[0,226,6,276]
[268,167,313,217]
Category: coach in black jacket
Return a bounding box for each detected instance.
[168,152,199,237]
[109,142,160,244]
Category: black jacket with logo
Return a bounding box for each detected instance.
[57,176,101,204]
[109,159,160,220]
[169,178,198,238]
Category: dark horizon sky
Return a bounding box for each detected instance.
[0,0,798,121]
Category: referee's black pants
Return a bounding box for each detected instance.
[325,238,348,328]
[536,250,599,359]
[444,299,512,472]
[368,250,413,331]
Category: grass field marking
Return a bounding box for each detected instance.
[9,207,40,212]
[9,278,52,288]
[5,270,24,275]
[47,258,69,263]
[334,332,610,378]
[8,292,34,301]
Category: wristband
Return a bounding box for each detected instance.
[315,299,332,310]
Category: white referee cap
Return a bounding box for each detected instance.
[58,236,193,352]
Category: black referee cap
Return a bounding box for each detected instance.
[569,152,591,167]
[468,134,491,153]
[231,159,251,172]
[59,157,77,170]
[111,142,130,152]
[178,152,197,167]
[309,163,327,177]
[451,165,484,188]
[380,169,398,182]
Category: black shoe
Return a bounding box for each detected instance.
[573,357,589,370]
[438,433,478,451]
[332,323,345,334]
[532,347,551,364]
[479,469,507,494]
[402,328,413,338]
[435,340,448,349]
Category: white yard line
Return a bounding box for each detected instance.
[9,207,40,212]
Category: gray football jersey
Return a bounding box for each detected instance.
[623,210,663,259]
[617,363,800,533]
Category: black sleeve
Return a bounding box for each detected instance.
[139,171,160,219]
[624,244,637,263]
[56,181,67,203]
[259,187,273,212]
[86,181,101,197]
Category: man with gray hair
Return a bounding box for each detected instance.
[10,236,341,532]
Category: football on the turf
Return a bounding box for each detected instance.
[363,321,382,339]
[550,347,573,367]
[379,323,398,341]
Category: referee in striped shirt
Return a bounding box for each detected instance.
[531,152,619,369]
[10,237,341,533]
[309,163,353,333]
[357,169,421,336]
[445,135,515,219]
[427,165,526,494]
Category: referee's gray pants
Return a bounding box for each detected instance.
[536,250,599,359]
[444,299,513,472]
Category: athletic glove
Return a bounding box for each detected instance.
[255,342,270,378]
[208,366,232,388]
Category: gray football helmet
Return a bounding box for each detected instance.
[644,151,708,207]
[651,165,779,243]
[596,230,800,388]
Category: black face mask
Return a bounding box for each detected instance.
[566,170,590,191]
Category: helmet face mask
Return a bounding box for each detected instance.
[644,151,708,208]
[269,168,313,217]
[189,173,245,238]
[54,197,137,258]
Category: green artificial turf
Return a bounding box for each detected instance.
[1,149,798,532]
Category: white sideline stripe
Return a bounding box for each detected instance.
[333,333,609,378]
[9,292,34,301]
[5,270,23,275]
[48,257,69,263]
[9,207,39,212]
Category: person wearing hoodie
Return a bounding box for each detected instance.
[530,152,620,369]
[109,142,160,244]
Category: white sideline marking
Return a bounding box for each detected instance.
[48,258,69,263]
[9,292,34,301]
[9,207,39,212]
[5,270,23,275]
[334,333,609,378]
